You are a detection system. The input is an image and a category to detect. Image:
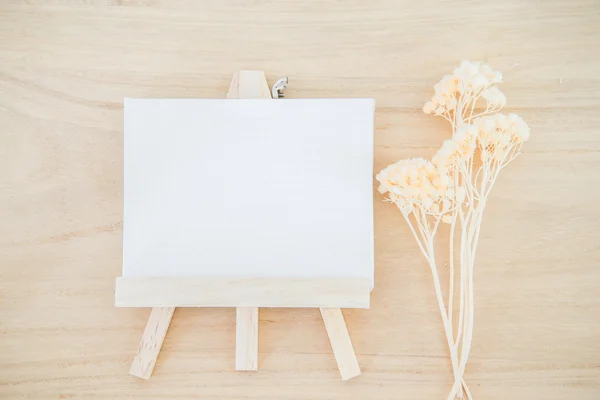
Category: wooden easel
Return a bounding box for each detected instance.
[121,71,366,381]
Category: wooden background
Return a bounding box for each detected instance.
[1,1,599,399]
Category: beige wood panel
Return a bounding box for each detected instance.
[0,1,599,399]
[114,277,370,308]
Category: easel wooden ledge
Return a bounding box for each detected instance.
[116,70,370,381]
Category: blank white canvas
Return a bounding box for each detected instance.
[123,98,375,286]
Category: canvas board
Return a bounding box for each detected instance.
[122,98,375,286]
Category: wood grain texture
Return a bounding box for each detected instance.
[320,308,361,380]
[226,70,272,99]
[1,1,599,399]
[129,307,175,379]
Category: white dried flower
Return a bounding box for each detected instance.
[507,113,530,142]
[380,62,530,400]
[453,124,478,159]
[423,101,435,114]
[432,139,460,168]
[475,113,530,153]
[424,60,506,123]
[481,86,506,108]
[376,158,452,216]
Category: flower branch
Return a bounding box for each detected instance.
[377,61,530,400]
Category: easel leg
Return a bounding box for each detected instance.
[130,307,175,379]
[235,307,259,370]
[320,308,361,380]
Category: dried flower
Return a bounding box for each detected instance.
[475,113,530,166]
[481,86,506,108]
[423,60,506,131]
[376,158,452,217]
[380,61,530,400]
[432,139,460,168]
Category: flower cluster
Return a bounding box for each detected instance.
[377,60,530,220]
[453,60,503,91]
[480,86,506,109]
[432,125,478,169]
[376,158,452,217]
[423,60,505,119]
[476,113,530,145]
[475,113,530,163]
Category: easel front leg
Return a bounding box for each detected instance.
[235,307,259,370]
[130,307,175,379]
[320,308,361,380]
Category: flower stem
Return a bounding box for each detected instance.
[448,214,456,326]
[426,244,462,400]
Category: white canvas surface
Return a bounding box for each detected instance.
[123,98,375,285]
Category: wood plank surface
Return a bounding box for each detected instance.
[1,1,599,399]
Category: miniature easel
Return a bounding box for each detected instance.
[124,70,365,381]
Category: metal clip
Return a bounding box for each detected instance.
[271,77,289,99]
